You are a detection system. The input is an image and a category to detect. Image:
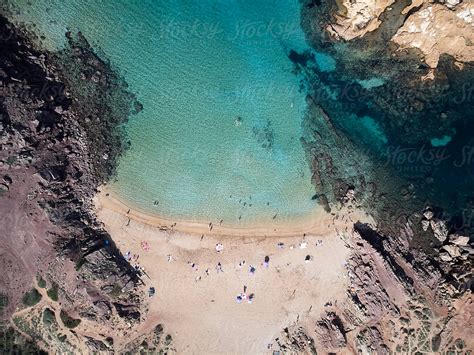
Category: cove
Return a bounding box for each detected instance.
[11,0,318,226]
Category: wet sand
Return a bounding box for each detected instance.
[96,186,337,238]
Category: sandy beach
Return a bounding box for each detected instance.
[95,186,372,353]
[96,186,342,238]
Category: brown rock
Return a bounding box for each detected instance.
[430,219,449,242]
[439,252,453,262]
[315,312,347,349]
[423,209,434,220]
[421,219,430,231]
[449,234,470,246]
[442,244,461,258]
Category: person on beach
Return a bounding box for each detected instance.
[263,256,269,268]
[236,294,243,304]
[216,262,223,273]
[248,293,255,304]
[249,265,256,275]
[188,262,198,271]
[140,240,150,251]
[134,264,143,276]
[148,287,155,297]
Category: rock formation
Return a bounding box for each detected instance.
[324,0,474,68]
[0,14,171,352]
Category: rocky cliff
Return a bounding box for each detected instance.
[325,0,474,69]
[0,14,170,353]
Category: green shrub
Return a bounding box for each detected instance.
[37,276,46,288]
[5,156,16,166]
[0,293,8,312]
[47,283,59,302]
[59,310,81,329]
[42,308,56,326]
[108,284,122,298]
[21,289,42,307]
[75,258,86,271]
[164,334,172,346]
[0,327,46,354]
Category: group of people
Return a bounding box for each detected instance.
[236,292,255,304]
[124,250,139,262]
[124,241,154,277]
[124,237,322,303]
[123,250,146,275]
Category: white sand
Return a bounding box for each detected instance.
[95,188,370,353]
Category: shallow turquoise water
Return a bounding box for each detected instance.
[12,0,318,225]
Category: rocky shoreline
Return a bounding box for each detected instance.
[273,0,474,352]
[0,1,472,353]
[296,0,474,252]
[322,0,474,68]
[0,14,170,352]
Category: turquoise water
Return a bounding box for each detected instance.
[356,77,385,89]
[314,52,336,72]
[12,0,317,225]
[430,135,452,147]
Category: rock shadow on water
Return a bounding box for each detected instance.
[293,0,474,244]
